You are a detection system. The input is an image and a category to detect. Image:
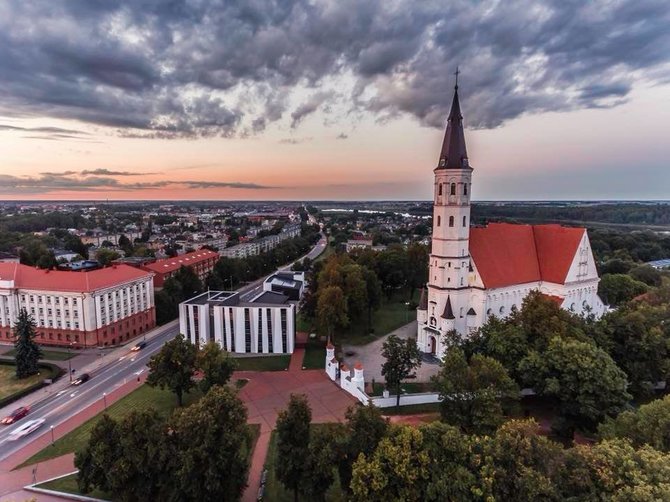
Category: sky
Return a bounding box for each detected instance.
[0,0,669,201]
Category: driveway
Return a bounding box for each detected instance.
[341,320,441,383]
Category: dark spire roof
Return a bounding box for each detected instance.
[437,76,469,169]
[441,296,455,320]
[467,307,477,316]
[418,287,428,310]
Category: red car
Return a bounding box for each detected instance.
[1,406,30,425]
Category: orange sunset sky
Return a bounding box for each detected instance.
[1,1,669,201]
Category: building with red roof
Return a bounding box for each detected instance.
[0,262,155,348]
[141,248,218,287]
[417,82,605,359]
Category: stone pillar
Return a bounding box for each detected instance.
[352,362,365,392]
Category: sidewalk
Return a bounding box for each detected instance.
[0,320,178,421]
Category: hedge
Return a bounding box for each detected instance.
[0,359,65,409]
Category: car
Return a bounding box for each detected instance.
[130,341,147,352]
[8,418,45,441]
[1,406,30,425]
[72,373,90,386]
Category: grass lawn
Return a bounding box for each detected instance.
[4,348,75,361]
[370,381,434,397]
[263,424,345,501]
[235,355,291,371]
[0,364,47,401]
[380,402,441,415]
[302,337,328,369]
[37,473,109,500]
[18,384,202,469]
[37,423,262,500]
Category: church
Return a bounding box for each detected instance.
[416,81,606,359]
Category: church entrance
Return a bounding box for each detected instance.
[429,336,437,355]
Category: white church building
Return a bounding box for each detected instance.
[417,83,606,359]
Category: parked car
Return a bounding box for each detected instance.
[1,406,30,425]
[131,341,147,352]
[8,419,45,440]
[73,373,90,386]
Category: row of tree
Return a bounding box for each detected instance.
[274,393,670,501]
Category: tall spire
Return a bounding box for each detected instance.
[437,69,469,169]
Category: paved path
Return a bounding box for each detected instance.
[239,344,356,502]
[341,320,441,382]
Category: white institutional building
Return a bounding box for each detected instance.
[0,262,156,348]
[417,83,606,359]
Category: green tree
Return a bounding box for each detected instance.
[406,243,428,300]
[629,264,663,287]
[520,337,631,435]
[433,348,518,434]
[173,265,204,299]
[276,394,312,502]
[362,267,382,333]
[167,386,251,501]
[599,395,670,452]
[337,404,389,494]
[76,415,121,496]
[96,248,121,266]
[300,426,339,501]
[146,333,197,406]
[196,341,236,393]
[316,285,348,339]
[381,335,422,408]
[598,273,648,306]
[13,308,41,378]
[351,425,430,501]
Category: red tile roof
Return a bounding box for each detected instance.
[142,249,218,275]
[0,263,152,293]
[469,223,584,289]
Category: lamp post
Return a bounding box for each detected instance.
[50,425,55,445]
[103,392,107,410]
[67,343,73,382]
[405,302,411,323]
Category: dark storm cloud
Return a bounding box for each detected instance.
[0,0,668,136]
[0,173,270,194]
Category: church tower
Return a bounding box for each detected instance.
[417,75,473,356]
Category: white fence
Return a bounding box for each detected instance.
[370,392,441,408]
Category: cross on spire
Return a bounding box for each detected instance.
[454,66,460,89]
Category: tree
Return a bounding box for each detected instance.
[520,337,631,435]
[13,308,41,378]
[300,426,339,501]
[196,341,236,393]
[362,267,382,332]
[406,243,428,300]
[433,348,518,434]
[629,264,663,287]
[147,333,197,406]
[76,410,166,501]
[337,404,389,493]
[173,265,203,299]
[316,285,348,340]
[598,273,648,306]
[599,395,670,452]
[381,335,422,408]
[351,425,430,501]
[96,248,121,266]
[167,386,252,501]
[276,394,312,502]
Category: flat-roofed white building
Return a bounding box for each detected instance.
[179,290,295,354]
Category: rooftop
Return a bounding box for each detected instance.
[142,249,218,274]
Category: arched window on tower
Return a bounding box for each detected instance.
[438,184,443,196]
[450,183,456,195]
[437,215,441,226]
[463,216,467,227]
[449,216,454,227]
[464,183,468,196]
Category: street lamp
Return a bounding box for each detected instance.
[67,342,73,382]
[50,425,55,445]
[103,392,107,410]
[405,302,411,323]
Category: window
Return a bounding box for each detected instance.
[450,183,456,195]
[438,184,443,196]
[280,309,288,352]
[437,215,441,226]
[257,309,263,353]
[267,309,274,354]
[449,216,454,227]
[464,183,468,196]
[463,216,467,227]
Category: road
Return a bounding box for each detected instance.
[0,234,327,465]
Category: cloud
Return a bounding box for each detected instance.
[0,1,668,137]
[0,172,270,194]
[80,168,152,176]
[336,133,348,140]
[279,137,313,145]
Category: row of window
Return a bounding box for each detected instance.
[437,182,469,196]
[436,215,467,227]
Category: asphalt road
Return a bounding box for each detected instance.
[0,322,179,462]
[0,235,327,464]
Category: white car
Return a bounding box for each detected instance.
[8,419,45,441]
